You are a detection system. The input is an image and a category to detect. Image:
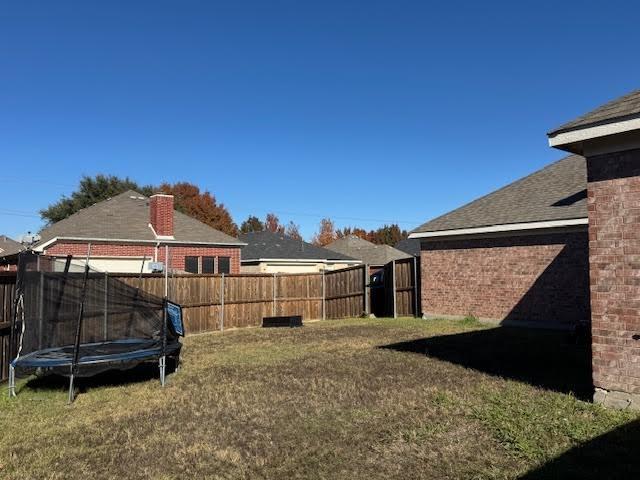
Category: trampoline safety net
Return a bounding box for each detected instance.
[10,251,182,378]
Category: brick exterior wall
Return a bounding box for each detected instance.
[44,241,241,273]
[587,148,640,402]
[420,231,590,327]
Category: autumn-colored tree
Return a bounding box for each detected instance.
[312,218,337,246]
[265,213,285,234]
[240,215,265,234]
[336,226,371,242]
[285,221,302,240]
[159,182,238,236]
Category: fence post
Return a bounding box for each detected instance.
[38,271,44,350]
[413,256,419,318]
[220,273,225,332]
[272,272,277,316]
[364,264,370,316]
[322,269,326,320]
[104,271,108,341]
[392,260,397,319]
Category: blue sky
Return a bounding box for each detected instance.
[1,1,638,240]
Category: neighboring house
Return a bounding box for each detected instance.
[0,235,25,271]
[409,154,589,329]
[325,235,411,274]
[410,87,640,410]
[33,190,245,274]
[394,238,421,258]
[239,231,360,273]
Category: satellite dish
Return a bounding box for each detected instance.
[19,232,41,246]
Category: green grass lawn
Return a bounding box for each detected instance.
[1,317,639,479]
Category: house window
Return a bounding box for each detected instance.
[185,256,199,274]
[202,256,215,274]
[218,256,231,274]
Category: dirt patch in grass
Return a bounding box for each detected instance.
[1,318,638,479]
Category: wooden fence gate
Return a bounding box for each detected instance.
[381,257,421,318]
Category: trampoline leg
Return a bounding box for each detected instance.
[8,365,16,398]
[159,356,166,387]
[68,374,75,404]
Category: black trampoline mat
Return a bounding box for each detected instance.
[13,338,181,369]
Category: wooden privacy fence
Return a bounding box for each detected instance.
[0,273,16,383]
[0,260,420,380]
[115,264,369,334]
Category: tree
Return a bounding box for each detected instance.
[336,226,371,242]
[312,218,337,246]
[159,182,238,236]
[265,213,285,234]
[240,215,265,234]
[285,221,302,240]
[370,224,407,245]
[40,174,154,224]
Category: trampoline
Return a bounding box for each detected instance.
[8,249,184,402]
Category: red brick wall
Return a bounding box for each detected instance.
[44,241,241,273]
[420,231,590,327]
[149,194,174,237]
[587,149,640,396]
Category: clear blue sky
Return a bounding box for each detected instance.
[1,1,638,241]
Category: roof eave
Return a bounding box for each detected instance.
[34,236,247,252]
[241,258,361,264]
[548,114,640,154]
[409,218,589,240]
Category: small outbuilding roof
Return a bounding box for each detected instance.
[325,235,410,266]
[36,190,243,247]
[548,89,640,136]
[239,231,358,262]
[410,155,587,236]
[395,238,421,257]
[0,235,24,259]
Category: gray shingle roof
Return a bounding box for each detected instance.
[395,238,421,257]
[37,190,243,246]
[549,89,640,135]
[411,155,587,234]
[0,235,24,259]
[239,231,357,262]
[326,236,410,266]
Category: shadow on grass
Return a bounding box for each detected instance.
[380,326,592,400]
[519,419,640,479]
[22,359,178,395]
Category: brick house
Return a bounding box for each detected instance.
[409,154,590,330]
[410,88,640,409]
[33,190,245,274]
[0,235,24,271]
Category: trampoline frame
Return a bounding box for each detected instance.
[8,244,182,403]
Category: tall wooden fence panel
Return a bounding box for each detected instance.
[324,265,367,319]
[0,273,16,383]
[383,258,420,318]
[114,271,334,334]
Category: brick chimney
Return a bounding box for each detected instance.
[149,194,174,237]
